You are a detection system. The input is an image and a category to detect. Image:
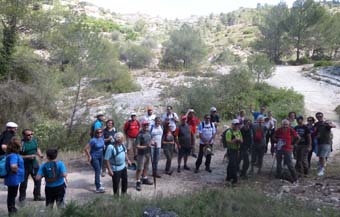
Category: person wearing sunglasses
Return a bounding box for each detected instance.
[19,129,44,202]
[306,116,317,168]
[84,128,105,193]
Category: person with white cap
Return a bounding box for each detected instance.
[210,107,220,129]
[0,122,18,156]
[225,119,243,185]
[123,112,140,165]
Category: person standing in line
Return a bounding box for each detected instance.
[186,109,200,158]
[162,122,175,175]
[161,106,179,133]
[306,116,317,168]
[288,112,297,128]
[90,114,105,138]
[84,128,105,193]
[19,129,44,202]
[150,117,163,178]
[195,114,216,173]
[124,112,140,165]
[143,106,156,130]
[239,119,252,179]
[210,107,220,129]
[250,105,266,122]
[250,116,268,175]
[0,122,18,157]
[105,132,131,196]
[102,119,117,176]
[266,111,277,153]
[5,138,24,216]
[236,109,246,128]
[177,116,194,173]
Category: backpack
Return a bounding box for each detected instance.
[201,122,213,129]
[254,127,264,144]
[221,129,231,148]
[0,155,7,178]
[43,161,60,183]
[111,145,126,166]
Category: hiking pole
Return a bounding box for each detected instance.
[150,145,156,189]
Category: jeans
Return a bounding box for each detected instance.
[91,156,103,189]
[19,162,41,200]
[7,185,19,214]
[238,149,250,176]
[251,145,266,170]
[163,144,173,172]
[226,149,239,183]
[45,184,66,208]
[276,150,297,181]
[295,146,309,174]
[112,168,128,195]
[151,147,161,172]
[195,144,212,170]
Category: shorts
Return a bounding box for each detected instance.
[126,137,136,150]
[317,144,331,158]
[136,153,150,170]
[179,147,192,157]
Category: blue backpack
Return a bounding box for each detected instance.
[43,161,60,183]
[0,155,7,178]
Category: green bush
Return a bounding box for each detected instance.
[314,60,334,67]
[120,43,153,69]
[213,48,241,65]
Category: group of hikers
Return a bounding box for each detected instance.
[0,105,336,215]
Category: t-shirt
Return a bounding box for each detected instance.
[252,112,266,121]
[274,127,298,152]
[198,122,216,144]
[210,114,220,128]
[225,129,243,150]
[161,112,179,132]
[252,124,268,146]
[5,153,24,186]
[37,161,67,188]
[103,128,116,146]
[0,131,15,156]
[315,121,332,144]
[187,116,200,134]
[135,131,152,155]
[290,119,298,128]
[21,138,39,166]
[240,127,253,150]
[151,125,163,148]
[104,144,126,172]
[143,114,156,130]
[89,137,105,159]
[177,124,192,148]
[294,125,310,146]
[93,120,103,131]
[124,120,140,138]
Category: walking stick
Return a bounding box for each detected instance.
[150,146,157,189]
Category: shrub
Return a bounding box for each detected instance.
[314,60,334,67]
[120,43,153,69]
[213,48,241,65]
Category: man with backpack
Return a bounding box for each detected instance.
[294,116,312,176]
[239,119,253,179]
[176,116,193,173]
[124,112,140,165]
[161,106,179,133]
[19,129,44,202]
[90,114,105,138]
[0,122,18,157]
[36,148,67,208]
[195,114,216,173]
[250,116,268,174]
[225,119,243,185]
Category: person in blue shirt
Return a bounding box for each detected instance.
[36,148,67,208]
[5,137,24,215]
[90,114,105,138]
[250,105,267,122]
[105,132,131,196]
[84,128,105,193]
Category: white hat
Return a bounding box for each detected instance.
[210,107,217,112]
[130,112,137,116]
[232,119,240,125]
[6,122,18,128]
[188,109,195,113]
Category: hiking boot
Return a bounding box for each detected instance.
[34,196,45,201]
[191,153,198,158]
[183,165,191,171]
[205,167,212,173]
[142,178,153,185]
[95,187,105,193]
[177,166,181,173]
[19,196,25,202]
[317,168,324,177]
[136,181,142,191]
[165,170,173,176]
[154,173,162,178]
[101,171,106,177]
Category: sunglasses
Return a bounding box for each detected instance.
[96,131,103,134]
[307,119,313,122]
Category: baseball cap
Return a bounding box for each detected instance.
[130,112,137,116]
[188,109,195,113]
[142,120,150,125]
[181,115,187,120]
[6,122,18,128]
[232,119,240,125]
[210,107,217,112]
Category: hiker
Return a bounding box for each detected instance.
[186,109,200,158]
[102,119,117,177]
[250,105,266,122]
[177,115,193,173]
[0,122,18,156]
[19,129,44,202]
[195,114,216,173]
[225,119,243,184]
[36,148,67,208]
[135,120,153,191]
[84,128,105,193]
[236,109,246,128]
[124,112,140,165]
[150,117,163,178]
[273,119,300,182]
[294,116,312,176]
[306,116,317,168]
[162,121,175,175]
[314,112,336,176]
[105,132,131,196]
[90,114,105,138]
[5,138,24,215]
[143,105,156,129]
[210,107,220,129]
[161,106,179,133]
[288,111,297,128]
[239,119,252,178]
[250,116,268,174]
[266,111,277,153]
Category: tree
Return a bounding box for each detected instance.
[256,2,290,63]
[288,0,326,62]
[161,24,207,70]
[247,54,275,83]
[120,43,153,69]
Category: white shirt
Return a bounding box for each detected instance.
[151,125,163,148]
[161,112,179,132]
[142,114,156,130]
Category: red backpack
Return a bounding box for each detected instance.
[254,127,264,143]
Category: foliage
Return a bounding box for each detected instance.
[120,43,153,69]
[212,48,241,65]
[161,24,207,70]
[247,54,275,83]
[314,60,334,67]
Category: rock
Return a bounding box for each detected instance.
[281,185,291,193]
[143,207,178,217]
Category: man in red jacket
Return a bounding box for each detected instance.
[124,112,140,164]
[273,119,300,182]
